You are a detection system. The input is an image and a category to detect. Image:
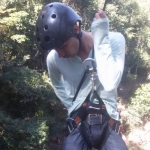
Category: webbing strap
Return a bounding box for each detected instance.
[72,71,87,102]
[72,47,94,102]
[67,101,88,133]
[93,90,120,129]
[72,89,120,129]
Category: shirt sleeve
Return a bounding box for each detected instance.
[46,51,72,109]
[91,18,125,92]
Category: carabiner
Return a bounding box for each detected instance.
[83,58,97,73]
[83,58,97,93]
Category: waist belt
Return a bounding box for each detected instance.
[86,114,104,125]
[67,92,121,134]
[67,114,121,134]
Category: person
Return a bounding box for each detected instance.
[36,2,128,150]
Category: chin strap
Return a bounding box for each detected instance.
[78,31,82,51]
[77,31,82,39]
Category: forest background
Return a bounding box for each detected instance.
[0,0,150,150]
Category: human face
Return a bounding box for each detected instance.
[55,37,79,58]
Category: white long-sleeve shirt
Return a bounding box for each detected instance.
[46,18,125,120]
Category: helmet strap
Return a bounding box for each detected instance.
[78,31,82,51]
[77,31,82,39]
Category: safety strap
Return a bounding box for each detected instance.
[92,90,120,131]
[71,46,120,129]
[72,70,87,102]
[68,90,121,149]
[72,47,94,102]
[69,47,120,148]
[69,89,120,129]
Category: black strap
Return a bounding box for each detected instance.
[72,47,94,102]
[72,70,87,102]
[103,0,108,11]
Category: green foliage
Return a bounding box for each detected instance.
[0,0,150,149]
[0,66,54,118]
[106,0,150,71]
[0,110,48,149]
[0,0,40,63]
[74,0,100,30]
[0,108,66,149]
[123,83,150,129]
[0,66,66,149]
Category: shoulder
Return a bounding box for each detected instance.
[109,32,125,45]
[46,50,60,69]
[46,50,68,69]
[109,32,125,55]
[47,49,57,59]
[47,50,58,64]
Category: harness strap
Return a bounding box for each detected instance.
[67,102,87,133]
[92,90,121,131]
[68,92,91,132]
[67,90,120,134]
[72,47,94,102]
[67,90,121,149]
[67,46,120,148]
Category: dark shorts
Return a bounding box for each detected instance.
[62,126,128,150]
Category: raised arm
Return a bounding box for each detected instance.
[91,10,125,91]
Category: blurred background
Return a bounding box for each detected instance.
[0,0,150,149]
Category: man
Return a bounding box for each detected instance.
[36,2,128,150]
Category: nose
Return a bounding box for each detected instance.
[56,49,65,57]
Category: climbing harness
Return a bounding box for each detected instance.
[66,48,121,149]
[66,0,121,149]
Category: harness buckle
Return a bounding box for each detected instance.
[67,121,75,133]
[115,123,120,134]
[87,114,103,125]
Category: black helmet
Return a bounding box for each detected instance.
[36,2,82,51]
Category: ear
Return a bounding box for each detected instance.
[73,25,80,34]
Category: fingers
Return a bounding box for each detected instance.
[93,10,106,21]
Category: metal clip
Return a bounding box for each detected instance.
[87,114,103,125]
[83,58,97,93]
[67,118,75,133]
[115,123,120,134]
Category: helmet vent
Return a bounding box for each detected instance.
[49,5,53,7]
[42,15,44,19]
[51,14,56,19]
[37,37,40,43]
[45,36,50,43]
[44,25,48,30]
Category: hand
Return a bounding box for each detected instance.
[93,10,107,21]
